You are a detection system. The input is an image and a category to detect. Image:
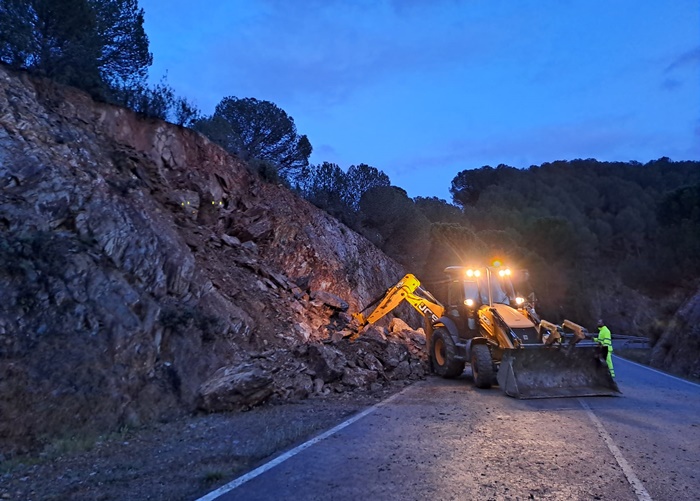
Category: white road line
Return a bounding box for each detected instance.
[614,356,700,388]
[579,399,653,501]
[196,385,414,501]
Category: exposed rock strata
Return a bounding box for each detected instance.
[0,65,425,451]
[650,287,700,380]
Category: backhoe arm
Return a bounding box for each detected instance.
[353,274,445,327]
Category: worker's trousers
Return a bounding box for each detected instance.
[604,346,615,378]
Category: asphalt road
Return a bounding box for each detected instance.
[201,357,700,501]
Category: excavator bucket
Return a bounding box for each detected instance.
[496,345,621,399]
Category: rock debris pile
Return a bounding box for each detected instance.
[0,64,426,452]
[198,319,428,413]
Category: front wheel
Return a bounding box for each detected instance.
[431,328,465,379]
[471,343,494,389]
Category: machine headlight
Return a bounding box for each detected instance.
[515,297,524,305]
[498,268,512,277]
[466,269,480,277]
[464,299,474,307]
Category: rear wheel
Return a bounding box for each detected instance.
[431,328,465,379]
[471,343,493,389]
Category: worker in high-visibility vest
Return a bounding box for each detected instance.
[594,319,615,378]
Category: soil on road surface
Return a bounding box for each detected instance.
[207,357,700,501]
[2,358,699,501]
[0,383,411,501]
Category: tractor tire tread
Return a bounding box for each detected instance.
[432,328,465,379]
[472,343,494,389]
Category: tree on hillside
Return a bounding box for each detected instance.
[450,164,518,207]
[414,196,464,224]
[655,183,700,286]
[298,162,390,213]
[358,186,431,270]
[658,184,700,225]
[0,0,151,94]
[112,74,201,125]
[194,96,312,180]
[476,229,523,261]
[421,223,488,279]
[524,216,597,265]
[296,162,352,221]
[93,0,151,87]
[344,163,390,211]
[423,159,700,332]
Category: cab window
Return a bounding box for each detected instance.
[447,281,462,315]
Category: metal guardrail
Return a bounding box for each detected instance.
[612,334,651,349]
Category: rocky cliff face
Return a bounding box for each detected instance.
[0,65,426,452]
[650,287,700,380]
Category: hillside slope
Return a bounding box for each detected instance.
[0,65,425,452]
[650,287,700,380]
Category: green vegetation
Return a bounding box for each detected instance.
[0,0,199,123]
[0,426,133,474]
[0,0,150,95]
[1,1,698,336]
[42,434,100,458]
[297,158,700,333]
[193,96,312,181]
[112,73,201,125]
[296,162,391,215]
[449,159,700,291]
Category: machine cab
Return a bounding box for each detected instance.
[444,267,482,338]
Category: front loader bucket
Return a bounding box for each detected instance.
[496,345,621,399]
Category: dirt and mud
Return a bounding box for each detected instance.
[0,383,411,501]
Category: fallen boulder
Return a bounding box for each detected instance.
[197,363,274,412]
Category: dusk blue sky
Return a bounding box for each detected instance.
[139,0,700,201]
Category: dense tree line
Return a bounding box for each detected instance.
[449,158,700,295]
[0,0,151,92]
[299,158,700,332]
[0,0,199,124]
[0,1,307,179]
[293,162,435,269]
[3,1,699,333]
[295,162,389,221]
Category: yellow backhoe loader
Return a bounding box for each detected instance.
[353,266,620,399]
